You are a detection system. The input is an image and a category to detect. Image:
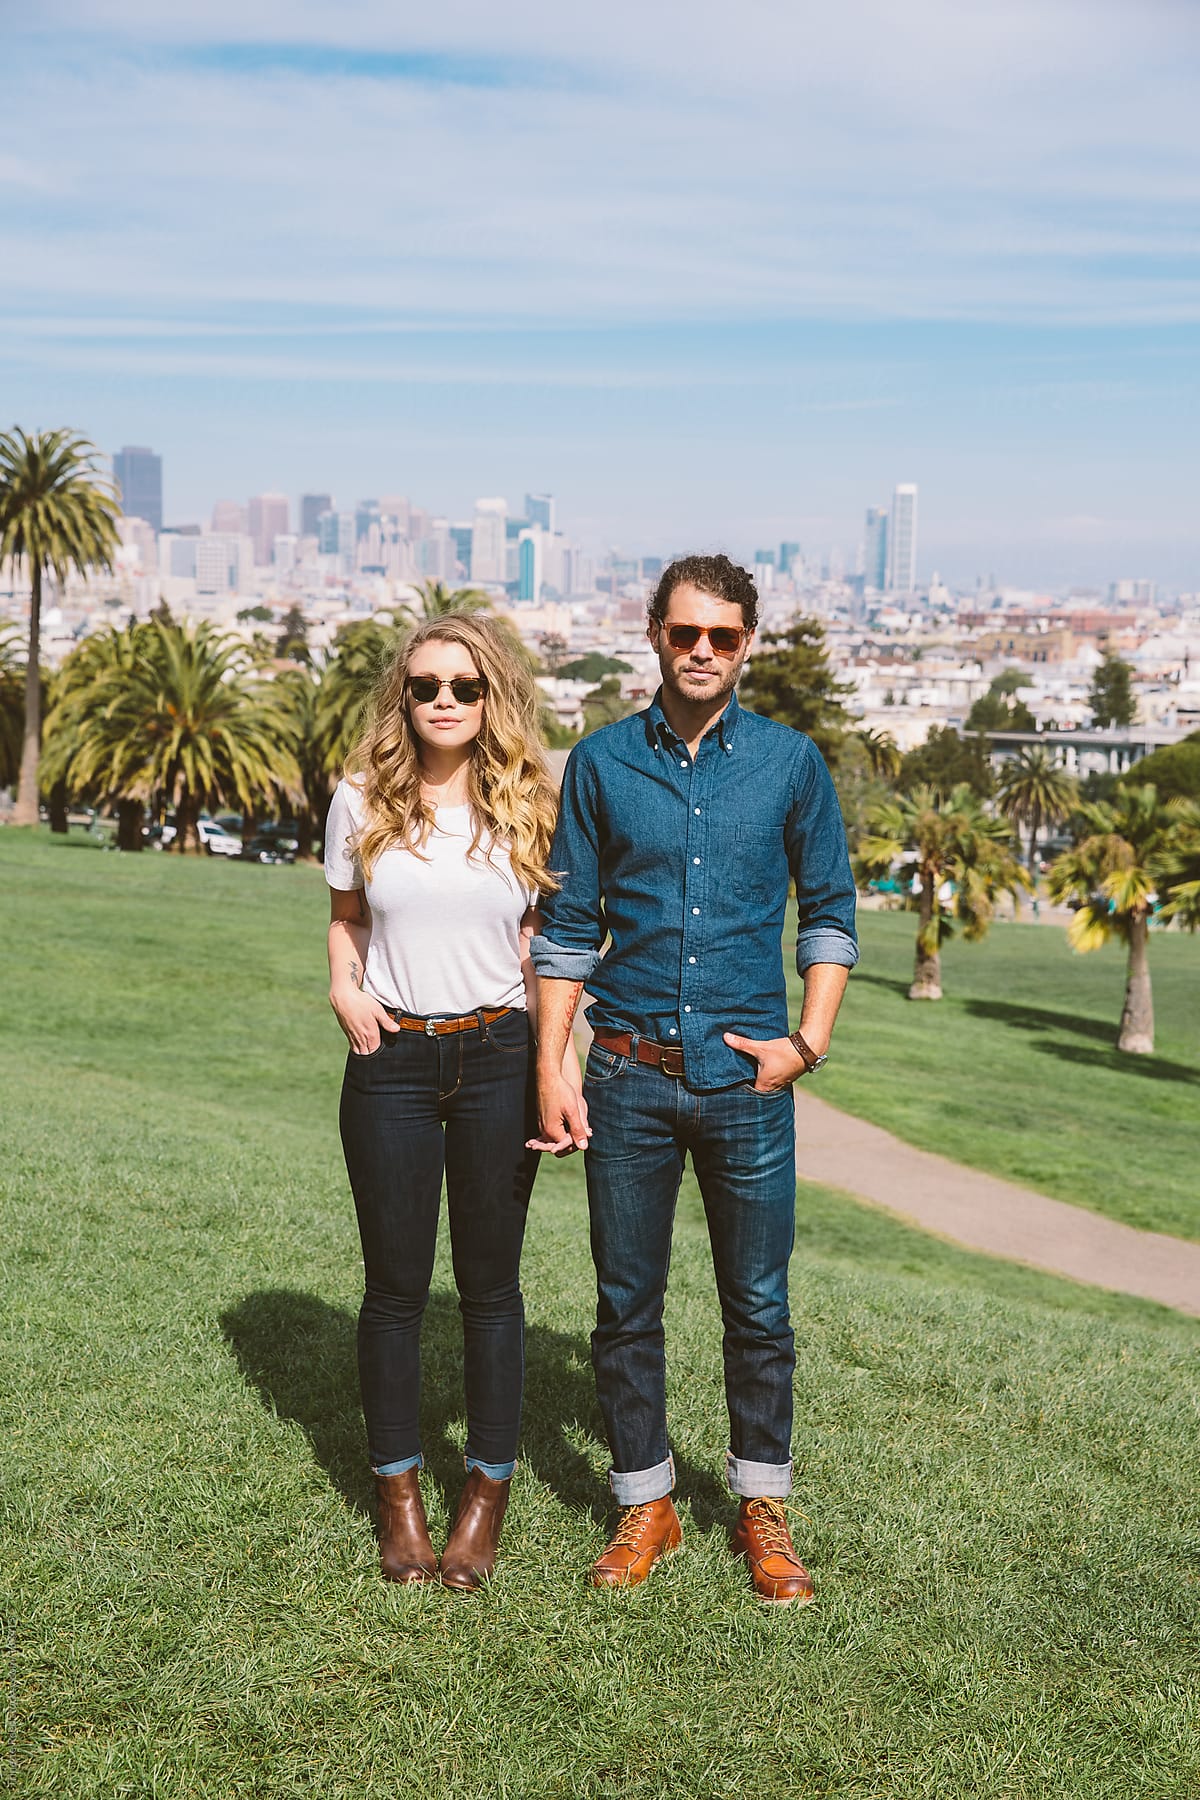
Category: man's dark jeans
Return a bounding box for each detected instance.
[339,1010,539,1471]
[582,1040,798,1505]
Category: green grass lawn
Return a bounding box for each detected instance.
[2,829,1198,1798]
[788,904,1200,1241]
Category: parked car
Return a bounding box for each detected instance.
[239,833,296,865]
[144,818,242,855]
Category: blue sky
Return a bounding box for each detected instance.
[3,1,1198,587]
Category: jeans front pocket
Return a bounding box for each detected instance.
[585,1043,631,1084]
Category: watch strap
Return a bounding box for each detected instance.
[788,1027,821,1072]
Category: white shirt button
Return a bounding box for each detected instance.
[679,759,688,768]
[684,1005,692,1013]
[693,857,701,865]
[694,807,701,815]
[688,956,696,964]
[668,1027,678,1036]
[692,906,700,915]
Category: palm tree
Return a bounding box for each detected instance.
[996,747,1077,875]
[313,613,411,780]
[0,429,121,823]
[857,783,1032,1000]
[40,623,150,849]
[59,620,302,853]
[402,580,493,622]
[0,624,25,792]
[1047,784,1200,1054]
[856,727,902,783]
[274,665,331,860]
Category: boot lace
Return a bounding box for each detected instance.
[609,1504,655,1551]
[745,1497,798,1556]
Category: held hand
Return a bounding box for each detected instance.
[330,988,401,1056]
[527,1068,592,1156]
[723,1030,808,1093]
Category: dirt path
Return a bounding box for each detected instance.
[793,1088,1200,1318]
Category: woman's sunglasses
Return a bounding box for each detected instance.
[406,674,489,705]
[660,622,747,656]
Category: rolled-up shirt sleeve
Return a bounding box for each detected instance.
[785,742,860,975]
[530,742,606,981]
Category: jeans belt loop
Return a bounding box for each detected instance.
[628,1030,640,1065]
[476,1007,489,1041]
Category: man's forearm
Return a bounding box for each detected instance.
[797,963,850,1052]
[535,978,584,1073]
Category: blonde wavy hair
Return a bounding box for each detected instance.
[344,613,560,895]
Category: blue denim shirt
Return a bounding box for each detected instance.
[530,690,858,1091]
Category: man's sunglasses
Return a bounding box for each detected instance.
[406,674,489,705]
[660,622,747,656]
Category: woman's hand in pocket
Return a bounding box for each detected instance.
[331,987,401,1056]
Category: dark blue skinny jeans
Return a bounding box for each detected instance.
[583,1040,798,1505]
[338,1009,539,1472]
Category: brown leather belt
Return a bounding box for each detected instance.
[592,1029,685,1078]
[386,1005,512,1038]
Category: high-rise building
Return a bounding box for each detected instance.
[195,533,253,595]
[211,500,248,535]
[887,484,918,594]
[470,498,508,585]
[113,445,162,533]
[518,527,543,603]
[273,535,298,575]
[525,493,555,534]
[355,500,380,542]
[449,524,473,574]
[300,493,332,538]
[778,541,801,580]
[248,494,290,567]
[863,507,888,590]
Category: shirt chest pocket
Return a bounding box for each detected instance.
[729,823,786,903]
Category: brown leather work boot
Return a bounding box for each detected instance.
[374,1468,438,1585]
[440,1468,512,1592]
[588,1496,683,1589]
[731,1497,815,1605]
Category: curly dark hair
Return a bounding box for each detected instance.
[647,554,759,630]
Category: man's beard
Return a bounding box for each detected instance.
[663,654,746,705]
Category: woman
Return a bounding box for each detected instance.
[325,613,581,1590]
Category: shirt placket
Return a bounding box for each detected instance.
[677,733,713,1084]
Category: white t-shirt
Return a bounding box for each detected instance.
[324,778,534,1015]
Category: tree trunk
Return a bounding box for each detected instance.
[14,563,42,826]
[48,779,69,833]
[294,806,315,861]
[116,798,144,852]
[1117,911,1154,1054]
[175,785,201,855]
[1028,803,1042,875]
[908,869,943,1000]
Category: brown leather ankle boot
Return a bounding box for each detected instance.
[374,1468,438,1584]
[440,1468,512,1592]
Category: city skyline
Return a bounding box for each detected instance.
[3,4,1198,588]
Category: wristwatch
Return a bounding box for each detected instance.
[789,1028,828,1075]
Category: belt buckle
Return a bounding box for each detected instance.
[424,1016,448,1037]
[659,1046,685,1078]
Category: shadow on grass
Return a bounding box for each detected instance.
[1032,1039,1200,1086]
[220,1287,728,1528]
[851,971,912,999]
[962,996,1116,1045]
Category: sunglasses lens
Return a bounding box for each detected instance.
[451,678,486,703]
[663,624,743,655]
[666,625,702,650]
[408,677,439,702]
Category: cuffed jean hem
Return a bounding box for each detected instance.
[373,1453,423,1477]
[608,1453,675,1506]
[726,1450,792,1499]
[465,1454,516,1481]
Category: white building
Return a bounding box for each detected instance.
[195,533,254,595]
[470,498,508,585]
[887,484,918,595]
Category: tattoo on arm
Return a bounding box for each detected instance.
[349,959,362,989]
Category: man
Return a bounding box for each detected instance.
[530,554,858,1603]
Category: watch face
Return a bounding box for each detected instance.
[810,1053,828,1072]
